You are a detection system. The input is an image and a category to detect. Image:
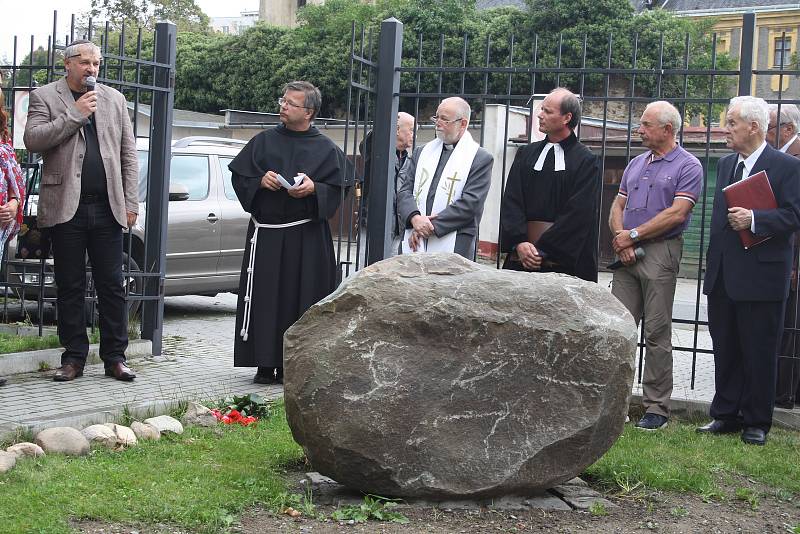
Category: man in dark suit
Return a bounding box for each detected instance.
[23,40,138,382]
[397,97,493,260]
[699,96,800,445]
[767,103,800,408]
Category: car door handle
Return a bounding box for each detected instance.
[207,213,219,223]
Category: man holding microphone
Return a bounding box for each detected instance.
[24,39,139,382]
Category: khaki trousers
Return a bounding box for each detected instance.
[611,237,682,417]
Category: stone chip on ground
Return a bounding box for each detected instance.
[34,427,90,456]
[182,402,218,428]
[143,415,184,435]
[130,421,161,440]
[0,450,16,473]
[6,442,45,459]
[103,423,138,446]
[284,254,637,499]
[82,424,119,448]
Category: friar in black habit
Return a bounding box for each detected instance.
[228,81,345,384]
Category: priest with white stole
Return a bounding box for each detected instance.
[397,97,494,260]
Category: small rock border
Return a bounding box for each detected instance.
[0,402,218,475]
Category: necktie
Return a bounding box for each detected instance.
[731,161,745,184]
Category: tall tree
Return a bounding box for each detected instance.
[90,0,210,33]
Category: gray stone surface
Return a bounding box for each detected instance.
[285,254,637,499]
[6,442,45,459]
[0,339,151,376]
[144,415,184,435]
[525,494,573,511]
[551,483,618,510]
[0,450,16,473]
[34,427,90,456]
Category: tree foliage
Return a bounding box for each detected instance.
[5,0,732,123]
[90,0,210,33]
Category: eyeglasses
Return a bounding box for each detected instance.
[767,123,785,131]
[430,115,463,125]
[278,97,310,110]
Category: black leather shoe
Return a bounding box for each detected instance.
[0,376,6,386]
[54,363,84,382]
[253,367,277,385]
[741,427,766,446]
[104,362,136,381]
[696,419,742,434]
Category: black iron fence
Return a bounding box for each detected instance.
[0,11,176,355]
[345,15,800,393]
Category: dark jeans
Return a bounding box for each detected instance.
[50,199,127,367]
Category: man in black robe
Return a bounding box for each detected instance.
[229,81,345,384]
[500,87,601,282]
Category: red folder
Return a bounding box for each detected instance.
[722,170,776,249]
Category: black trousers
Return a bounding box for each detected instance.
[707,289,784,433]
[50,199,127,367]
[777,283,800,406]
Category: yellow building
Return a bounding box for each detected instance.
[655,0,799,100]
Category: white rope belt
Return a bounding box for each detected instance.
[239,216,313,341]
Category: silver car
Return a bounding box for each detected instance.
[5,136,250,304]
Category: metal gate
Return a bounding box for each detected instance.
[344,14,800,394]
[0,11,176,355]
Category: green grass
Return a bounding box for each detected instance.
[2,410,799,533]
[0,331,101,355]
[0,402,303,534]
[586,420,800,497]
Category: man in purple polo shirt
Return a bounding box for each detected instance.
[608,101,703,431]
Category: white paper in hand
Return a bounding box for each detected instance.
[276,174,306,190]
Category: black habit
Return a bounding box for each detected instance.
[500,133,601,282]
[229,124,344,367]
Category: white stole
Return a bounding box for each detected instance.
[402,131,480,254]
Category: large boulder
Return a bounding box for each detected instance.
[284,253,636,499]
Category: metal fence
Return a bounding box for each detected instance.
[345,15,800,393]
[0,11,176,355]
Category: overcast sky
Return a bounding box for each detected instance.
[0,0,259,61]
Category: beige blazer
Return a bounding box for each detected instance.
[23,77,138,228]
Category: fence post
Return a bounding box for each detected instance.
[366,18,403,265]
[141,21,176,356]
[738,12,756,96]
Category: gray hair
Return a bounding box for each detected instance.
[729,96,769,134]
[447,97,472,124]
[282,80,322,119]
[768,103,800,131]
[552,88,581,129]
[644,100,682,136]
[64,39,101,59]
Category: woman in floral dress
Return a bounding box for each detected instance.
[0,84,26,386]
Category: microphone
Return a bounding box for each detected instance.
[607,247,645,270]
[85,76,96,92]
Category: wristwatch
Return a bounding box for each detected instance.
[629,228,639,241]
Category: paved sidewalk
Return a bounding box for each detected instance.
[0,280,797,442]
[0,294,282,440]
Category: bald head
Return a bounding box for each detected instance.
[440,97,472,124]
[435,97,472,144]
[396,112,416,151]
